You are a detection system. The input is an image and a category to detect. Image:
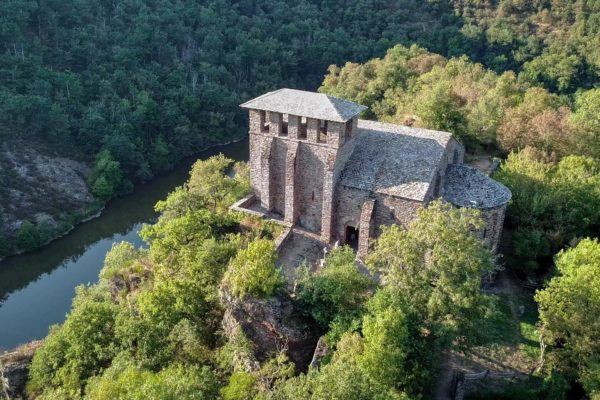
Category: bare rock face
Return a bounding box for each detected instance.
[221,289,319,370]
[0,140,98,255]
[0,341,42,399]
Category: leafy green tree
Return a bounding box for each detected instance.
[367,201,494,347]
[99,241,146,282]
[273,333,410,400]
[497,87,571,156]
[520,51,583,93]
[297,246,373,334]
[85,360,219,400]
[535,239,600,398]
[27,286,119,397]
[223,239,284,299]
[89,150,125,200]
[221,372,258,400]
[570,89,600,159]
[496,149,600,268]
[512,228,551,271]
[415,80,468,142]
[16,220,44,251]
[358,289,433,395]
[187,154,243,212]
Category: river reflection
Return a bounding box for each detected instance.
[0,138,248,351]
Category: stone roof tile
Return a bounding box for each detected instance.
[443,164,511,209]
[240,89,367,123]
[340,120,453,201]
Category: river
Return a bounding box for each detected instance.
[0,139,249,351]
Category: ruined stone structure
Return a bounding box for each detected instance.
[235,89,511,258]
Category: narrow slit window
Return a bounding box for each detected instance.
[282,113,288,136]
[318,120,328,143]
[299,117,307,139]
[345,119,353,139]
[260,110,269,133]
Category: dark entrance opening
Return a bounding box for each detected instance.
[345,225,359,250]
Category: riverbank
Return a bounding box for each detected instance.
[0,135,246,262]
[0,137,249,351]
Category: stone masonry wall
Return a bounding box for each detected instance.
[475,204,507,253]
[249,135,262,200]
[247,109,356,236]
[295,142,326,232]
[334,185,367,242]
[334,185,422,253]
[372,194,422,234]
[324,119,358,242]
[358,199,375,259]
[426,137,465,202]
[270,138,288,216]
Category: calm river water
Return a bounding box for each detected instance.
[0,139,248,351]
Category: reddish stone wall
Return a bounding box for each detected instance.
[475,204,507,253]
[248,107,504,256]
[248,108,358,237]
[295,143,326,232]
[358,199,375,259]
[372,195,421,233]
[270,138,288,216]
[249,133,262,199]
[334,185,422,252]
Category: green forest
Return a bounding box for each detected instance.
[3,0,600,399]
[1,0,599,253]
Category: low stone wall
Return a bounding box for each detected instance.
[274,226,294,254]
[230,194,264,217]
[453,369,528,400]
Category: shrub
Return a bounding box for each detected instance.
[27,286,119,396]
[297,246,373,332]
[223,239,283,299]
[16,221,45,251]
[221,372,257,400]
[85,361,219,400]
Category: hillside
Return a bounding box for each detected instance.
[1,1,600,399]
[0,0,457,256]
[2,0,599,256]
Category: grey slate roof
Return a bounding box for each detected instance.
[339,119,453,201]
[240,89,368,123]
[443,164,511,209]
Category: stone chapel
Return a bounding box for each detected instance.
[233,88,511,259]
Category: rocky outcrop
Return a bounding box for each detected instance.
[0,140,98,257]
[0,341,42,399]
[309,336,330,369]
[221,289,320,370]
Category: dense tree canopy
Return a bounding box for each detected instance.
[536,239,600,398]
[10,0,600,398]
[367,201,495,348]
[2,0,600,255]
[0,0,460,199]
[495,148,600,270]
[26,163,498,399]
